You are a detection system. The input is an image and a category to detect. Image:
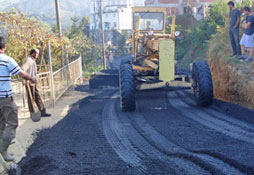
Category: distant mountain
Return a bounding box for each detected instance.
[0,0,144,28]
[0,0,18,9]
[0,0,90,27]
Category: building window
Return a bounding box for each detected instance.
[184,6,192,15]
[114,22,117,28]
[105,22,110,30]
[106,14,108,18]
[113,13,116,17]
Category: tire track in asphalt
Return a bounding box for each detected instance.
[103,93,208,175]
[174,90,254,173]
[129,90,244,175]
[102,93,146,173]
[115,99,206,175]
[177,90,254,132]
[130,113,244,175]
[169,90,254,144]
[102,89,248,175]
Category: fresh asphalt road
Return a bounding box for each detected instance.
[19,84,254,175]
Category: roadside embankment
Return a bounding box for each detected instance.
[207,26,254,109]
[209,57,254,108]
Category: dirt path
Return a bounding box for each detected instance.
[18,85,254,175]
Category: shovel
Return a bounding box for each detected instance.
[26,84,41,122]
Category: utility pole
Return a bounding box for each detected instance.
[55,0,62,37]
[100,0,106,70]
[92,0,97,41]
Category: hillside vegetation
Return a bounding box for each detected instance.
[207,1,254,107]
[172,0,254,107]
[0,9,102,76]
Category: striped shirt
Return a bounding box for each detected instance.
[0,53,21,98]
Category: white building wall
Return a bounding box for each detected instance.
[118,7,132,30]
[90,0,136,30]
[145,0,214,16]
[103,6,119,30]
[103,5,132,31]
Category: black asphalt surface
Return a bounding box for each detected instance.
[19,56,254,175]
[19,84,254,175]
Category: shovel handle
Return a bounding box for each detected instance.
[33,86,35,99]
[26,84,36,111]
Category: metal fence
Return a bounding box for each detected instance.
[12,57,83,113]
[52,57,83,102]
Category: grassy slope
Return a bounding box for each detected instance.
[208,25,254,81]
[207,23,254,108]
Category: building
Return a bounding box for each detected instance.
[90,0,144,43]
[90,0,136,31]
[145,0,214,19]
[103,4,133,31]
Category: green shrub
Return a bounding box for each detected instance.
[167,0,228,69]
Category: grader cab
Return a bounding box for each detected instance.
[119,7,214,111]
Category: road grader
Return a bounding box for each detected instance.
[119,7,213,111]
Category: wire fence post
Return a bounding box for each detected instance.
[79,55,83,84]
[65,51,70,87]
[48,41,56,106]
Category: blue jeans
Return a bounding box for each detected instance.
[229,27,241,55]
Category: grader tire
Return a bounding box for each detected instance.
[192,61,213,107]
[120,63,136,112]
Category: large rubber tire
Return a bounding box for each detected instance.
[192,61,213,106]
[119,63,136,112]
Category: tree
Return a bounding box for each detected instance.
[67,16,103,77]
[116,31,129,56]
[0,10,74,71]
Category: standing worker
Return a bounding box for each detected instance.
[0,36,37,161]
[106,53,110,69]
[22,49,51,117]
[228,1,241,58]
[109,51,114,69]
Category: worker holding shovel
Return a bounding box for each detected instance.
[22,49,51,121]
[0,36,36,168]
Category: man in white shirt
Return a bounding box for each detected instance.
[22,49,51,117]
[0,36,36,161]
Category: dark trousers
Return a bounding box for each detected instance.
[229,27,241,55]
[25,84,45,113]
[0,97,18,142]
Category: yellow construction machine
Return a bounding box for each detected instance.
[119,7,214,111]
